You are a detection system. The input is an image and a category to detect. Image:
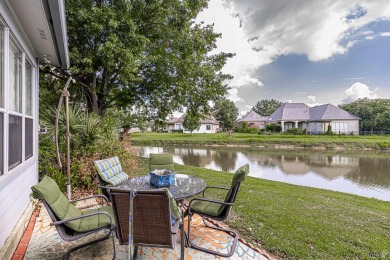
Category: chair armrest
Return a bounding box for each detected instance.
[188,197,233,215]
[203,186,230,197]
[70,194,109,203]
[50,211,114,227]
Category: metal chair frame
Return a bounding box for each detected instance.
[42,194,116,260]
[186,183,241,257]
[109,189,184,260]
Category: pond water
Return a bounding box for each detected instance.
[133,145,390,201]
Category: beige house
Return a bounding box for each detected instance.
[268,103,360,134]
[237,111,268,129]
[166,113,219,133]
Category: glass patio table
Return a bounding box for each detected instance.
[117,173,207,200]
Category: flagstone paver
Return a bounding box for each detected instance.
[23,200,269,259]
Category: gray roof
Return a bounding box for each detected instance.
[269,103,310,121]
[167,113,219,125]
[310,104,360,120]
[269,103,360,121]
[237,111,268,122]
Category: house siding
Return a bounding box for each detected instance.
[183,124,218,134]
[0,1,39,249]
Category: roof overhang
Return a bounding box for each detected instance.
[7,0,69,69]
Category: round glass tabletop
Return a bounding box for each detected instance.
[118,174,206,200]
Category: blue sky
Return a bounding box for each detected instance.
[196,0,390,115]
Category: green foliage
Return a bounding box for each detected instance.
[183,112,201,134]
[44,0,232,119]
[39,106,137,191]
[286,128,307,135]
[265,123,282,132]
[215,99,238,132]
[327,125,332,135]
[340,98,390,132]
[252,99,283,116]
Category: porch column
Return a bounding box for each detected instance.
[295,121,298,128]
[281,121,285,132]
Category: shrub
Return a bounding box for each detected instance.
[39,107,139,192]
[171,129,184,133]
[327,125,332,135]
[265,123,282,132]
[286,128,307,135]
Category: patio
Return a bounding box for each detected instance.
[17,198,271,259]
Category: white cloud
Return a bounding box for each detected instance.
[307,95,316,102]
[226,88,243,102]
[380,32,390,37]
[342,82,378,103]
[197,0,390,94]
[365,35,375,40]
[197,0,267,89]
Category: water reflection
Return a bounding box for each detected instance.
[134,146,390,201]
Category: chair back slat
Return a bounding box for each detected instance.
[110,189,173,247]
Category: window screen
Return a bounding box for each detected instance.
[0,113,3,176]
[8,115,22,170]
[25,118,33,159]
[25,63,33,116]
[9,40,22,113]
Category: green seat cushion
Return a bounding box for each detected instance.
[225,164,249,201]
[94,157,129,186]
[32,176,113,232]
[149,153,174,171]
[79,206,115,232]
[190,200,225,217]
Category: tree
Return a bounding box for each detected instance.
[252,99,283,116]
[183,112,201,135]
[42,0,232,119]
[215,99,238,136]
[339,98,390,132]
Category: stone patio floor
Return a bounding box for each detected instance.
[22,199,271,259]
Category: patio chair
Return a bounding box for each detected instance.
[186,164,249,257]
[31,176,116,260]
[109,188,184,259]
[94,156,129,199]
[149,153,174,171]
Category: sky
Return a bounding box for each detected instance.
[195,0,390,116]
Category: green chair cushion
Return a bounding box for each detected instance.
[225,164,249,202]
[32,176,113,232]
[149,153,174,171]
[190,200,225,217]
[79,206,115,232]
[94,157,129,186]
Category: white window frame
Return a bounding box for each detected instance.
[0,18,36,179]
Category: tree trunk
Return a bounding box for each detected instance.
[91,74,99,115]
[228,129,232,137]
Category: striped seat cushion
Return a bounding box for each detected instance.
[94,157,129,186]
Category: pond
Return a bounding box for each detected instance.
[133,145,390,201]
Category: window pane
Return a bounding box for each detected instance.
[0,27,3,108]
[0,113,3,176]
[8,115,22,170]
[25,63,33,116]
[25,118,33,159]
[9,40,22,113]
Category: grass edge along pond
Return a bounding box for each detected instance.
[132,161,390,259]
[131,132,390,150]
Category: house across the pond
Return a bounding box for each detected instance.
[268,103,360,134]
[0,1,69,258]
[237,110,268,129]
[166,113,219,133]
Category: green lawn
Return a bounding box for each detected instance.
[131,132,390,150]
[132,159,390,258]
